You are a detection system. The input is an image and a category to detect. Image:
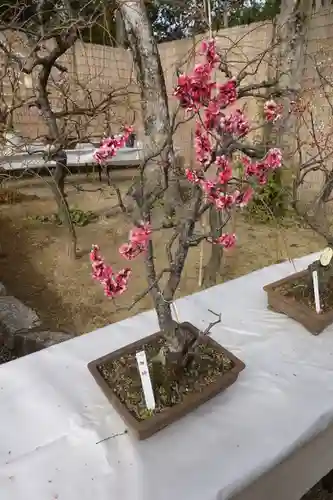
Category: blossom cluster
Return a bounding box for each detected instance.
[91,39,283,298]
[90,223,151,297]
[93,126,133,164]
[119,223,152,260]
[174,39,283,247]
[263,99,283,122]
[90,245,131,297]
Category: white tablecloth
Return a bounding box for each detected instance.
[1,253,333,500]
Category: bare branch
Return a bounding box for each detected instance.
[202,309,222,336]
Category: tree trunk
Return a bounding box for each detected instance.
[261,2,311,218]
[144,237,185,364]
[202,206,224,286]
[223,7,229,28]
[116,0,169,148]
[34,40,78,259]
[274,0,311,158]
[116,0,182,225]
[143,189,202,363]
[115,10,125,46]
[50,150,77,259]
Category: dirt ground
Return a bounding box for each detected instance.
[0,169,325,334]
[0,170,331,498]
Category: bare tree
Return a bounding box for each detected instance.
[0,2,85,257]
[116,0,183,228]
[0,46,31,135]
[0,0,137,258]
[292,48,333,289]
[199,0,312,285]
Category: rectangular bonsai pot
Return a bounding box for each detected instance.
[88,322,245,440]
[264,270,333,335]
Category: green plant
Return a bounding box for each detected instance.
[67,208,97,226]
[32,208,98,227]
[246,171,290,222]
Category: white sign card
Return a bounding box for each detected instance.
[320,247,333,267]
[136,350,156,410]
[312,270,321,314]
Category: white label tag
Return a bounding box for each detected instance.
[312,270,321,314]
[136,350,155,410]
[320,247,333,267]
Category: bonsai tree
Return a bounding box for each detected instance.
[91,39,283,360]
[90,39,283,368]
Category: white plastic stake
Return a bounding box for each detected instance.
[136,350,155,410]
[320,247,333,267]
[171,301,180,323]
[312,270,321,314]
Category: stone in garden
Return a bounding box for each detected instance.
[0,282,6,296]
[11,329,74,357]
[27,330,74,349]
[0,296,41,335]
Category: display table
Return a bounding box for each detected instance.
[1,253,333,500]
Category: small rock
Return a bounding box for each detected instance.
[0,297,40,335]
[27,330,74,349]
[0,283,6,296]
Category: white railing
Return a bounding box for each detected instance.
[0,137,143,172]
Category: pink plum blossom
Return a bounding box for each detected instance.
[91,39,283,299]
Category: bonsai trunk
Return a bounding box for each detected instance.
[146,191,202,365]
[144,239,185,359]
[154,297,178,347]
[203,206,224,287]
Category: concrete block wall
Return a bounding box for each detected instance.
[4,5,333,196]
[294,6,333,201]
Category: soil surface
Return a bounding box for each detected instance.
[0,171,324,335]
[278,273,333,313]
[304,485,333,500]
[98,327,233,421]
